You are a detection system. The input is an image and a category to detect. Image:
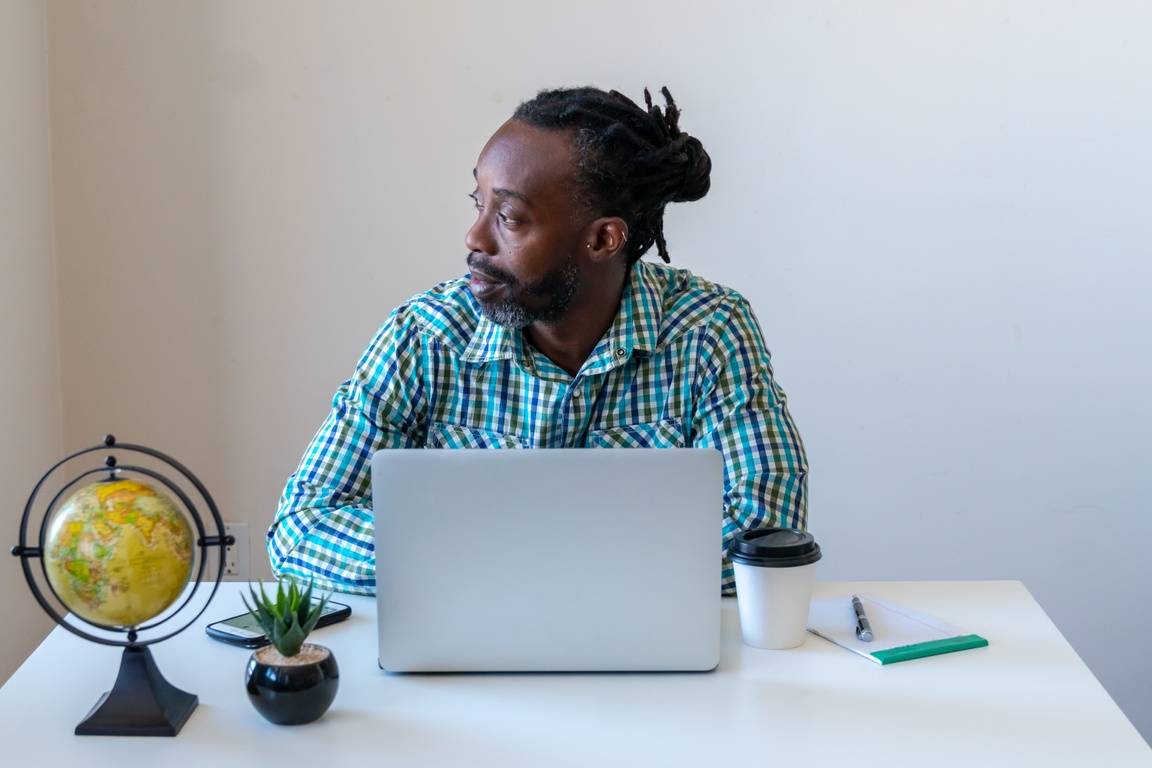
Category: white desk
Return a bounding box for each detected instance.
[1,581,1147,766]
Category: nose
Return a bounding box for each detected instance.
[465,214,496,257]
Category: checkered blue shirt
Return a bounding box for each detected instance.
[268,260,808,595]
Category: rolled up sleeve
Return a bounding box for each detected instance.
[691,297,808,594]
[267,309,426,594]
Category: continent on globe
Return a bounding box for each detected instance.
[44,479,194,627]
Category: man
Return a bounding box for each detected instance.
[268,86,807,595]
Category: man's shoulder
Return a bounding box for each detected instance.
[387,275,480,353]
[639,262,753,341]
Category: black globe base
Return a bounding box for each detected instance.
[76,645,197,736]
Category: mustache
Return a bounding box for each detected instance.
[466,252,517,285]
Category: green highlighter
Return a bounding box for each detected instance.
[870,634,990,665]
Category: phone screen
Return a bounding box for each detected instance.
[215,600,345,638]
[216,612,267,638]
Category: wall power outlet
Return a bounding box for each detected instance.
[222,522,250,581]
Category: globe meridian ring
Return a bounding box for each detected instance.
[14,439,228,648]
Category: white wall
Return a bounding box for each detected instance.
[43,1,1151,741]
[0,0,60,685]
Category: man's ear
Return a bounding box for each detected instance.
[584,217,629,264]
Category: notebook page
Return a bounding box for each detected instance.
[807,594,968,663]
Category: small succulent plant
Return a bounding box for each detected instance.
[242,577,329,658]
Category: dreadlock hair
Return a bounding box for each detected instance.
[513,86,712,265]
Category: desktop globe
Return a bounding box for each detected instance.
[43,478,194,628]
[11,435,234,737]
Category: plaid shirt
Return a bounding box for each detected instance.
[268,260,807,595]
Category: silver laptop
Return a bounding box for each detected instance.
[372,448,722,672]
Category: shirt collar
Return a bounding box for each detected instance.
[579,261,662,375]
[461,261,664,374]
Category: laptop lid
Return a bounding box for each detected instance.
[372,448,722,672]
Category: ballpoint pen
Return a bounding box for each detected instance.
[851,595,874,642]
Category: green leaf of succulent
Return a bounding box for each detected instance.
[275,613,307,658]
[300,580,314,619]
[300,595,326,637]
[242,576,333,658]
[242,584,279,640]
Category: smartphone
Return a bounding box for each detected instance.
[205,600,352,648]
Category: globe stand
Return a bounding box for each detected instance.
[11,435,232,738]
[76,645,198,736]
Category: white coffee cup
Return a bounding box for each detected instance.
[730,528,822,650]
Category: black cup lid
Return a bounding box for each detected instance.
[729,528,821,568]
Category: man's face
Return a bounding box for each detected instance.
[465,120,588,328]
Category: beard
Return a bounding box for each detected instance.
[466,252,579,329]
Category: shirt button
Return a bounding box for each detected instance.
[571,389,581,400]
[615,348,626,358]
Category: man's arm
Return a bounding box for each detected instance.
[267,310,426,594]
[691,296,808,594]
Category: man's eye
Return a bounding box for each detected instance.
[498,212,521,227]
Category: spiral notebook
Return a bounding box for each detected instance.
[807,594,989,665]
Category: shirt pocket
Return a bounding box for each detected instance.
[426,422,526,449]
[587,418,686,449]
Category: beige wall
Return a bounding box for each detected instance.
[0,0,60,684]
[29,0,1152,741]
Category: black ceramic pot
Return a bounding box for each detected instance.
[245,643,339,725]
